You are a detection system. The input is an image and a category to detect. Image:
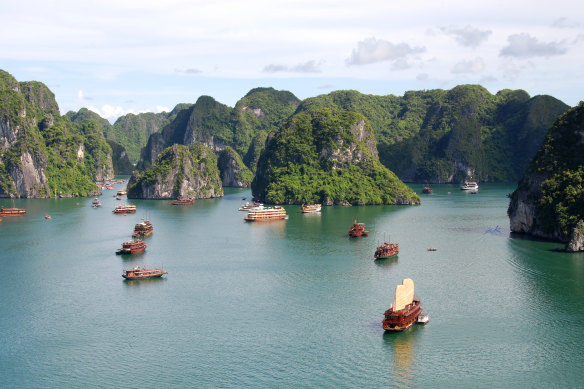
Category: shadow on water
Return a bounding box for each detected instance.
[123,277,167,287]
[374,256,398,268]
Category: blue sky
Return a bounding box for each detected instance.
[2,0,583,122]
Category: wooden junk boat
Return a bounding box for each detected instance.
[113,204,136,214]
[116,240,147,255]
[301,203,322,213]
[383,278,426,332]
[92,197,101,207]
[374,242,399,259]
[122,265,167,280]
[348,220,369,237]
[422,187,433,194]
[171,196,195,205]
[132,220,153,238]
[0,206,26,216]
[243,205,288,222]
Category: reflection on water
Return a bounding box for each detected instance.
[382,327,420,388]
[123,277,167,287]
[374,256,398,268]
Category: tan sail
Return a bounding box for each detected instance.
[393,278,415,311]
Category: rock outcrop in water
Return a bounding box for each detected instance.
[252,108,420,205]
[508,102,584,250]
[298,85,569,183]
[127,143,223,199]
[139,88,300,171]
[0,70,117,198]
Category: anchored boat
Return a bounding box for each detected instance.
[243,205,288,222]
[132,220,153,238]
[113,204,136,214]
[383,278,424,332]
[374,242,399,259]
[461,181,479,191]
[0,206,26,216]
[238,202,263,211]
[301,203,322,213]
[122,265,167,280]
[116,240,147,255]
[171,196,195,205]
[349,220,369,237]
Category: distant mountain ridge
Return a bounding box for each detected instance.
[138,88,300,173]
[298,85,569,183]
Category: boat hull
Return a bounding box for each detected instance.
[123,273,166,280]
[374,252,398,260]
[383,299,422,332]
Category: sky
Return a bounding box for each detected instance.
[1,0,583,123]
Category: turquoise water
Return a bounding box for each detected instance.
[1,183,583,388]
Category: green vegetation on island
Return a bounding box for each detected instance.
[300,85,569,183]
[127,143,223,199]
[508,101,584,244]
[0,70,121,197]
[252,108,421,205]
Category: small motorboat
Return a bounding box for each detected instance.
[417,313,429,324]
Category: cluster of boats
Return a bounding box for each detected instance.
[116,219,167,280]
[347,220,400,260]
[236,202,424,330]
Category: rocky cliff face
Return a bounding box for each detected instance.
[252,108,420,205]
[298,86,569,184]
[139,88,300,172]
[567,221,584,252]
[0,70,116,198]
[127,143,223,199]
[508,102,584,250]
[217,147,253,187]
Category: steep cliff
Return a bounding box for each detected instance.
[252,108,420,205]
[299,86,569,183]
[107,140,134,175]
[508,102,584,249]
[139,88,300,171]
[0,70,115,197]
[127,143,223,199]
[217,146,253,187]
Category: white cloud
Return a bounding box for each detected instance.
[89,105,135,122]
[499,33,567,58]
[262,60,322,73]
[551,17,579,28]
[440,25,492,48]
[390,58,411,71]
[346,37,425,66]
[452,58,486,74]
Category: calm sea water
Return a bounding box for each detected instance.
[1,182,583,388]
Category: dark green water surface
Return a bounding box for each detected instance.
[1,183,583,388]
